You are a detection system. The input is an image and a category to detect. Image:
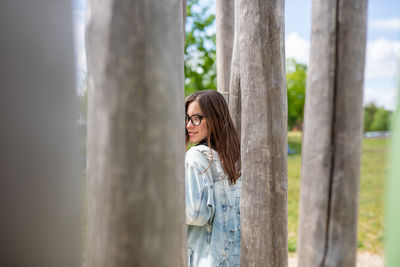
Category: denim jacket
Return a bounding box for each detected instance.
[186,145,241,267]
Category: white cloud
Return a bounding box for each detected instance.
[365,38,400,79]
[371,18,400,31]
[364,86,398,111]
[285,32,310,64]
[285,34,400,81]
[362,38,400,110]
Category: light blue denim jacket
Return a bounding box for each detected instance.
[186,145,241,267]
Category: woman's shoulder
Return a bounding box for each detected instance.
[186,145,208,160]
[185,145,214,167]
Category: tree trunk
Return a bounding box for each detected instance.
[216,0,235,104]
[298,0,367,266]
[228,0,241,132]
[86,0,185,266]
[238,0,288,266]
[0,1,80,266]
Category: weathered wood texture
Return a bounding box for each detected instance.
[0,1,80,266]
[278,0,286,99]
[238,0,288,266]
[229,0,241,132]
[298,0,367,266]
[86,0,185,266]
[183,0,187,43]
[216,0,234,96]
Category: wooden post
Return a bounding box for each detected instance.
[228,0,241,132]
[298,0,368,266]
[216,0,235,95]
[86,0,185,266]
[238,0,288,266]
[0,1,80,266]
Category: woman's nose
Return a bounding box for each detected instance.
[186,120,194,129]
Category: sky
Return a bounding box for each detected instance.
[72,0,400,110]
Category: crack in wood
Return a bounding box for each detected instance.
[320,0,341,266]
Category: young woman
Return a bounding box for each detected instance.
[185,90,241,267]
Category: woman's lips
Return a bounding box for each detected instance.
[188,132,197,136]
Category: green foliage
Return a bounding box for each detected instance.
[185,0,216,95]
[286,59,307,130]
[364,102,377,131]
[363,102,392,131]
[288,239,297,253]
[357,239,365,248]
[371,108,390,131]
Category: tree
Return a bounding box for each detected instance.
[286,58,307,130]
[298,0,368,266]
[371,108,390,131]
[363,102,377,131]
[185,0,216,95]
[363,102,391,132]
[86,0,185,266]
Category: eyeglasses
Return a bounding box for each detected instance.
[186,114,207,126]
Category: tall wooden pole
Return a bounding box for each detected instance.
[238,0,288,266]
[0,1,80,266]
[216,0,235,104]
[229,0,241,132]
[298,0,368,266]
[86,0,185,266]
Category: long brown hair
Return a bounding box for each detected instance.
[185,90,241,184]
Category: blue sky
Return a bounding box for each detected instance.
[73,0,400,110]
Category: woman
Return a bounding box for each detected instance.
[185,90,241,267]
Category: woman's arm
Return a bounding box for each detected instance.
[185,150,215,226]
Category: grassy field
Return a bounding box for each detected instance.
[287,131,387,254]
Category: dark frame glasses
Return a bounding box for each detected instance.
[185,114,207,126]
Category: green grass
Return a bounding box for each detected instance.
[287,131,387,255]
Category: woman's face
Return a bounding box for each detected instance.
[186,101,208,144]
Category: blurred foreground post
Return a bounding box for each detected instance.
[0,1,81,266]
[386,87,400,267]
[237,0,288,266]
[86,0,185,266]
[298,0,367,266]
